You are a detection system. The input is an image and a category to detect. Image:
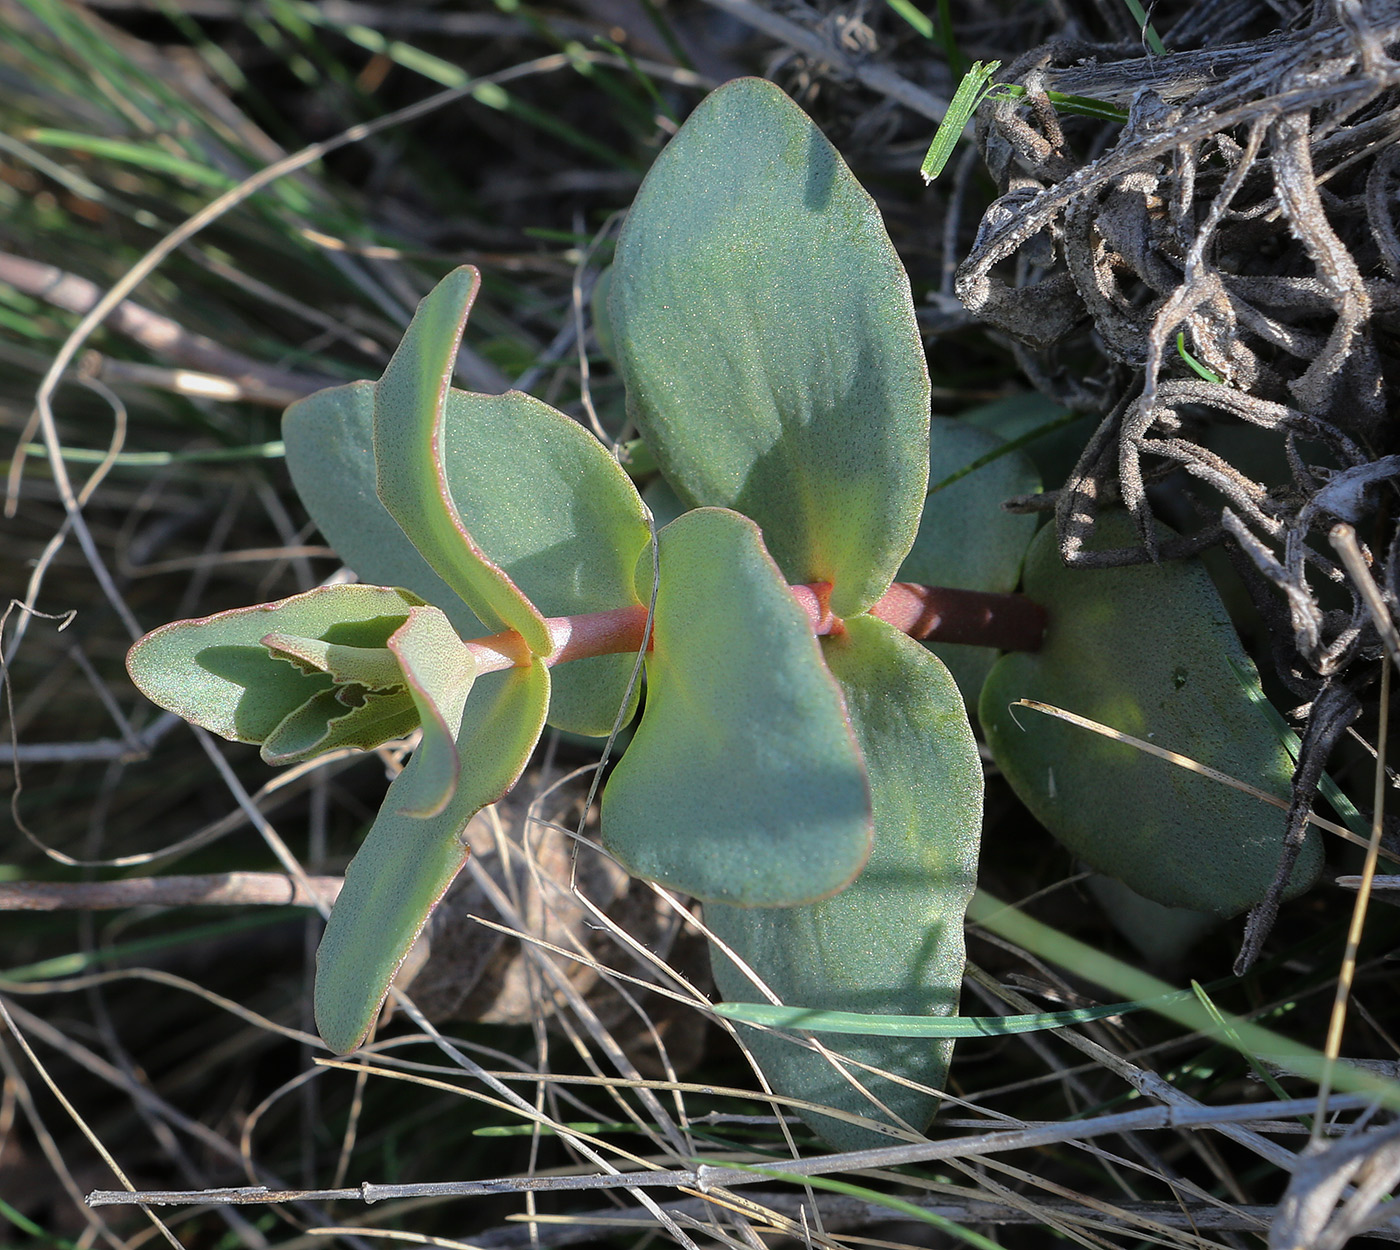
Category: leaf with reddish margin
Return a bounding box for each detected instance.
[287,312,653,734]
[431,387,651,735]
[707,614,981,1150]
[610,79,929,617]
[386,606,479,818]
[125,585,425,745]
[601,507,871,906]
[373,266,550,654]
[260,685,419,765]
[261,633,405,690]
[314,660,550,1054]
[283,382,485,640]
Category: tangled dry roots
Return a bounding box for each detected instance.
[954,0,1400,963]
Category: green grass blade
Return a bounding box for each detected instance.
[714,993,1193,1037]
[968,889,1400,1109]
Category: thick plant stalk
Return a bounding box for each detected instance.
[458,581,1046,675]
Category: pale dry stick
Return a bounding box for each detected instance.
[694,0,950,122]
[0,252,336,405]
[0,872,342,911]
[1011,700,1393,861]
[86,1092,1382,1208]
[0,714,177,763]
[0,1001,184,1249]
[354,995,706,1250]
[1312,524,1399,1141]
[4,1003,369,1247]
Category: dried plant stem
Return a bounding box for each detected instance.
[1313,530,1395,1140]
[0,873,342,912]
[85,1092,1382,1208]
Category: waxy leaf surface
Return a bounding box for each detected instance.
[898,419,1039,707]
[610,78,929,616]
[126,585,423,745]
[386,607,479,817]
[285,327,652,735]
[260,634,404,690]
[283,382,483,639]
[315,661,550,1053]
[433,387,651,735]
[980,516,1323,916]
[708,614,981,1150]
[601,507,871,906]
[373,266,549,653]
[259,686,419,766]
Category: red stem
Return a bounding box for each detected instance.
[463,583,1044,674]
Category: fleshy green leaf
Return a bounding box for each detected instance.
[283,382,485,640]
[285,339,653,736]
[126,585,424,744]
[373,266,550,653]
[432,387,651,735]
[898,419,1040,707]
[386,607,479,818]
[979,514,1324,917]
[707,614,981,1150]
[314,661,550,1054]
[610,78,930,616]
[260,633,405,690]
[260,685,419,765]
[601,507,871,906]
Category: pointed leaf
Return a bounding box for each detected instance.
[261,633,405,690]
[979,515,1324,917]
[386,607,479,818]
[433,387,651,735]
[610,78,929,616]
[285,352,652,735]
[373,266,550,653]
[261,686,419,764]
[898,419,1040,707]
[708,614,982,1150]
[601,507,871,906]
[314,661,550,1053]
[283,382,484,639]
[126,585,424,744]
